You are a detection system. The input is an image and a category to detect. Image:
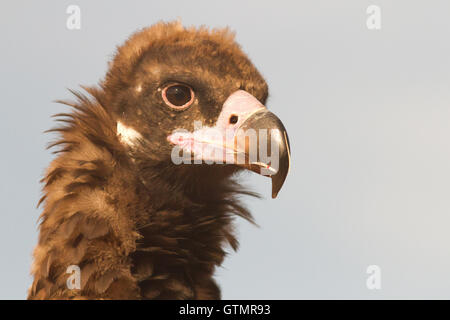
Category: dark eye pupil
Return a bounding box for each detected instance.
[166,85,191,106]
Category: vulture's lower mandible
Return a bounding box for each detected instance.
[29,21,291,300]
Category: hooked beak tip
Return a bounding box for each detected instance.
[236,110,291,198]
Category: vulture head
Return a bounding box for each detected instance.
[29,21,291,300]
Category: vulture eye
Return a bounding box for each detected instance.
[162,84,194,110]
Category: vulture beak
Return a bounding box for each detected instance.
[168,90,291,198]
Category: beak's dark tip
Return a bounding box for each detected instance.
[238,109,291,199]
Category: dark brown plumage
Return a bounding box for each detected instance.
[29,21,290,299]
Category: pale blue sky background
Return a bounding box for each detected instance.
[1,0,450,299]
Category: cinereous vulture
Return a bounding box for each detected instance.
[28,21,290,300]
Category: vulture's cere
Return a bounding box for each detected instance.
[29,21,291,300]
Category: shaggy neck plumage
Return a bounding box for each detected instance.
[29,89,256,299]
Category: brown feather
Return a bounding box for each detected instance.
[29,21,267,300]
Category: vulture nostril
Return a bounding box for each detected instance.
[229,115,238,124]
